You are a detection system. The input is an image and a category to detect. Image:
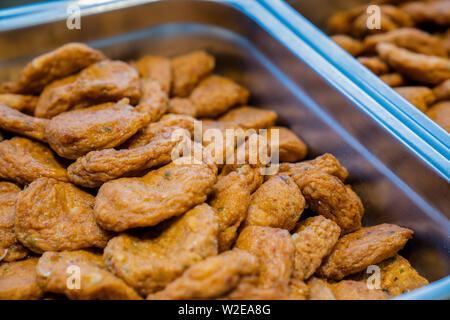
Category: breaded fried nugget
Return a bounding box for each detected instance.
[244,174,305,231]
[35,60,140,118]
[379,72,407,86]
[0,104,48,141]
[45,99,150,159]
[364,28,448,57]
[292,216,341,280]
[401,0,450,27]
[268,126,307,162]
[219,106,277,130]
[0,43,105,95]
[0,137,67,185]
[427,101,450,132]
[433,79,450,101]
[331,35,364,57]
[148,249,258,300]
[95,161,217,231]
[395,86,436,112]
[221,276,292,300]
[316,224,413,280]
[15,178,111,253]
[357,57,390,75]
[104,204,219,295]
[0,258,43,300]
[171,50,215,97]
[0,94,38,114]
[36,250,142,300]
[134,55,172,93]
[235,226,294,288]
[0,182,29,262]
[135,79,168,121]
[377,42,450,85]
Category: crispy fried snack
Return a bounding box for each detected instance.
[289,279,309,300]
[95,161,217,231]
[134,55,172,93]
[15,178,111,253]
[292,216,341,280]
[171,50,215,97]
[269,126,307,162]
[0,137,68,185]
[0,258,43,300]
[134,79,168,121]
[244,174,305,231]
[36,250,142,300]
[0,94,38,114]
[35,60,140,118]
[0,182,29,262]
[0,43,105,95]
[0,104,48,141]
[433,79,450,101]
[379,72,407,86]
[427,101,450,132]
[148,249,259,300]
[357,57,390,75]
[221,276,292,300]
[306,277,336,300]
[331,35,364,57]
[394,86,436,112]
[219,106,277,130]
[317,224,413,280]
[104,203,219,295]
[45,99,150,159]
[377,42,450,85]
[235,226,294,288]
[401,0,450,27]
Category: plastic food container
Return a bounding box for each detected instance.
[0,0,448,300]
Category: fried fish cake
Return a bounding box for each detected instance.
[104,203,219,295]
[331,35,364,57]
[244,174,305,231]
[306,277,336,300]
[0,43,105,95]
[15,178,111,253]
[149,249,258,300]
[36,250,142,300]
[221,276,292,300]
[401,0,450,27]
[377,42,450,85]
[0,94,38,114]
[0,258,43,300]
[427,101,450,132]
[0,104,48,142]
[292,216,341,280]
[218,106,277,130]
[0,182,29,262]
[268,126,307,162]
[433,79,450,101]
[45,99,150,159]
[357,57,390,75]
[134,55,172,93]
[394,86,436,112]
[0,137,68,185]
[134,79,168,121]
[95,161,217,231]
[316,224,413,280]
[35,60,140,118]
[171,51,215,97]
[235,226,294,288]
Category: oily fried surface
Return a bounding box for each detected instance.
[433,79,450,101]
[0,43,105,95]
[219,106,277,130]
[0,182,29,262]
[171,51,215,97]
[244,174,305,231]
[134,55,172,93]
[0,94,38,114]
[292,216,341,280]
[95,161,217,231]
[394,86,436,112]
[269,126,307,162]
[148,249,258,300]
[235,226,294,288]
[45,99,150,159]
[222,276,292,300]
[331,35,363,57]
[357,57,390,75]
[426,101,450,132]
[401,1,450,27]
[316,224,413,280]
[104,203,219,296]
[135,79,168,121]
[35,60,140,118]
[0,137,68,185]
[306,277,387,300]
[0,258,43,300]
[307,277,336,300]
[36,250,141,300]
[0,104,48,142]
[15,178,111,253]
[379,72,407,86]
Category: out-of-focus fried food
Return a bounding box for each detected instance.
[0,43,105,95]
[0,137,67,185]
[35,60,140,118]
[244,174,305,231]
[0,258,43,300]
[357,56,390,75]
[36,250,142,300]
[221,276,292,300]
[95,161,217,231]
[104,203,219,296]
[0,182,29,262]
[433,79,450,101]
[171,50,215,97]
[394,86,436,112]
[134,55,172,93]
[401,0,450,27]
[426,101,450,132]
[317,224,413,280]
[331,35,364,57]
[235,226,294,288]
[135,79,168,121]
[15,178,111,253]
[289,279,309,300]
[307,277,336,300]
[45,99,150,159]
[0,94,38,114]
[377,42,450,85]
[148,249,258,300]
[379,72,407,86]
[268,126,307,162]
[292,216,340,280]
[0,104,48,141]
[219,106,277,130]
